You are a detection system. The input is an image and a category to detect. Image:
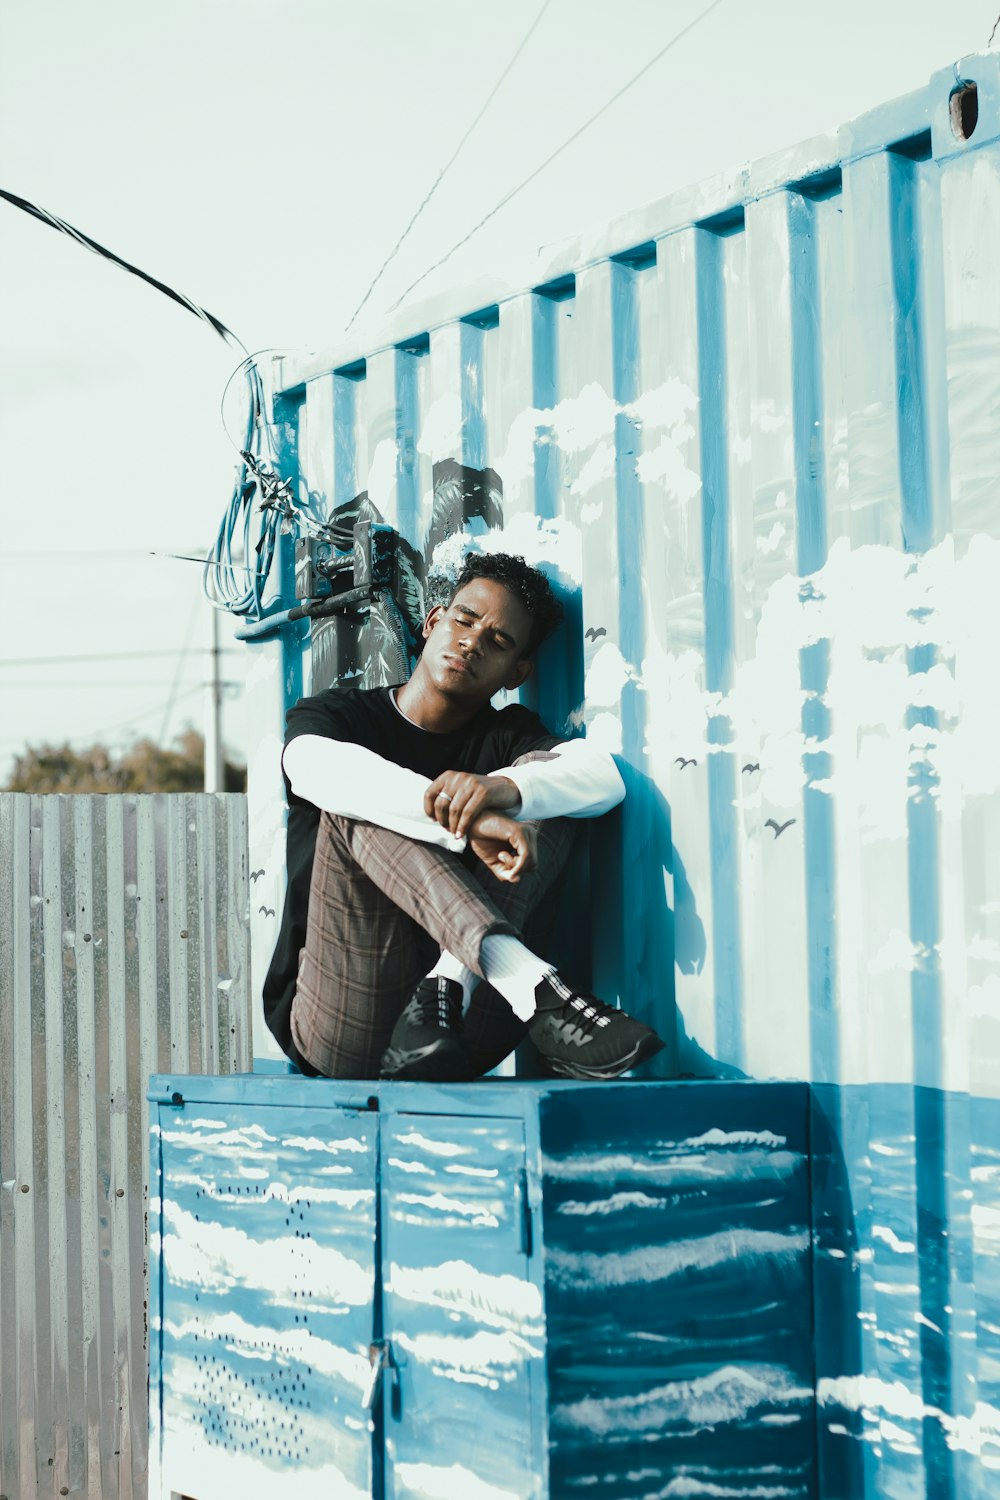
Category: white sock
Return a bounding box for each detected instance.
[479,934,554,1022]
[427,950,477,1013]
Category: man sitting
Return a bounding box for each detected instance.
[263,551,664,1082]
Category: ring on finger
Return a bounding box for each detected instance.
[438,792,452,802]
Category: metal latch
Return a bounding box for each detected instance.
[362,1340,394,1411]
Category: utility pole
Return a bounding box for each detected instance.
[204,606,224,792]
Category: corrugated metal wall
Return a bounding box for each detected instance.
[238,51,1000,1498]
[0,793,252,1500]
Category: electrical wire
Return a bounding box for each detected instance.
[1,685,205,752]
[1,650,239,666]
[158,592,202,743]
[344,0,553,335]
[0,186,246,353]
[204,346,356,618]
[389,0,729,312]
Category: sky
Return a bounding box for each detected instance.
[1,0,998,781]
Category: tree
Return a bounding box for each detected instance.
[4,727,246,794]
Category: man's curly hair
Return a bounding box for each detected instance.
[446,552,563,656]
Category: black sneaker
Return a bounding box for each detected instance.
[528,972,665,1080]
[380,977,472,1081]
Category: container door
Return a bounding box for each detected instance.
[152,1100,378,1500]
[380,1114,545,1500]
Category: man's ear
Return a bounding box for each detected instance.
[422,604,445,640]
[504,658,533,691]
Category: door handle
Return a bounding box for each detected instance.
[362,1339,399,1412]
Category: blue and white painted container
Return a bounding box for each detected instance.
[232,52,1000,1498]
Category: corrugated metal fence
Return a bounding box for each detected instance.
[0,793,252,1500]
[238,51,1000,1498]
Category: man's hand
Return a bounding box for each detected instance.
[467,811,538,883]
[424,770,521,838]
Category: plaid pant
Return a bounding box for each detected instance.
[290,761,577,1079]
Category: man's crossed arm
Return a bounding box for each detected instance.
[282,735,625,862]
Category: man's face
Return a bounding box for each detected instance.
[420,577,534,703]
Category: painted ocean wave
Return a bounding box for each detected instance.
[547,1228,810,1288]
[543,1150,802,1186]
[554,1362,811,1436]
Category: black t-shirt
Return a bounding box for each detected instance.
[263,684,561,1061]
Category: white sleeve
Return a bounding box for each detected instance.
[282,734,466,852]
[494,738,626,822]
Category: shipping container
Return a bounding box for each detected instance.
[232,50,1000,1496]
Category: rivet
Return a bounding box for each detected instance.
[115,1188,125,1198]
[19,1184,29,1194]
[180,929,189,939]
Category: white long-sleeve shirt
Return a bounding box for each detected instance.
[282,732,625,853]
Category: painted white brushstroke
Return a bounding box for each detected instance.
[756,522,787,557]
[638,534,1000,821]
[972,1204,1000,1242]
[167,1171,371,1210]
[395,1190,503,1224]
[583,710,623,754]
[388,1259,542,1329]
[387,1156,434,1176]
[394,1462,522,1500]
[819,1376,1000,1457]
[555,1362,810,1435]
[548,1228,809,1288]
[628,378,698,433]
[162,1201,371,1305]
[648,1481,799,1499]
[161,1122,277,1149]
[367,437,397,509]
[282,1134,368,1154]
[570,440,615,497]
[557,1191,668,1217]
[550,383,618,454]
[635,435,702,501]
[161,1360,371,1500]
[871,1224,916,1255]
[393,1328,540,1372]
[543,1148,799,1183]
[164,1312,368,1388]
[417,394,463,461]
[867,930,919,976]
[584,641,635,708]
[427,512,582,587]
[683,1129,788,1150]
[393,1130,465,1157]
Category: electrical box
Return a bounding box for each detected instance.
[149,1076,816,1500]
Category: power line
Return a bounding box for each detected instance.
[159,591,202,743]
[1,650,240,667]
[389,0,728,312]
[0,680,235,689]
[0,186,246,352]
[344,0,553,334]
[0,685,205,749]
